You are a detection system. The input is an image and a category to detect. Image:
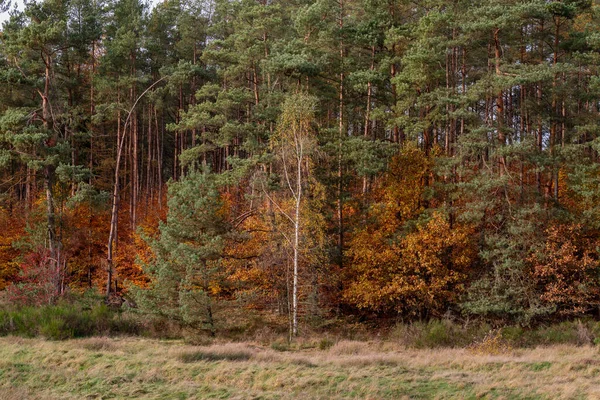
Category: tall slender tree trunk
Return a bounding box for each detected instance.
[362,45,375,195]
[494,28,506,175]
[292,158,302,337]
[552,18,560,201]
[106,77,167,298]
[337,0,345,271]
[40,53,61,300]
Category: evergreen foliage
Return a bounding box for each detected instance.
[3,0,600,333]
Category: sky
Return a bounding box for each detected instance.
[0,1,24,25]
[0,0,159,25]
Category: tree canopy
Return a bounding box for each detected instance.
[2,0,600,333]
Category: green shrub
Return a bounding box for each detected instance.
[390,319,600,349]
[500,325,525,344]
[538,322,580,344]
[318,337,335,350]
[0,301,145,339]
[40,317,73,340]
[421,320,453,347]
[271,340,291,352]
[390,319,490,348]
[499,320,596,347]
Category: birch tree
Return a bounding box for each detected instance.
[269,93,317,337]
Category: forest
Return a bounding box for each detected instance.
[1,0,600,340]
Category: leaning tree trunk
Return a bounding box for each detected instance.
[106,77,168,298]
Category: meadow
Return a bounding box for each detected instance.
[0,336,598,399]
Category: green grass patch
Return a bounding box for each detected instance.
[526,361,552,372]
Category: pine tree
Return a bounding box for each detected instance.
[134,170,233,335]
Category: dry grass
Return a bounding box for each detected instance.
[467,330,513,356]
[0,337,599,399]
[177,343,255,362]
[78,337,119,352]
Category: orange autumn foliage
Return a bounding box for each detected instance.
[0,207,24,290]
[225,213,275,305]
[346,212,475,317]
[345,145,476,317]
[58,196,166,294]
[531,224,600,315]
[61,203,111,291]
[118,200,167,291]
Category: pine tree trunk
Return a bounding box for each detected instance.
[337,0,345,271]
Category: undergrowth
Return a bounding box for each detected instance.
[0,303,141,340]
[2,296,600,350]
[388,318,600,349]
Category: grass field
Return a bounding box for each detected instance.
[0,337,598,399]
